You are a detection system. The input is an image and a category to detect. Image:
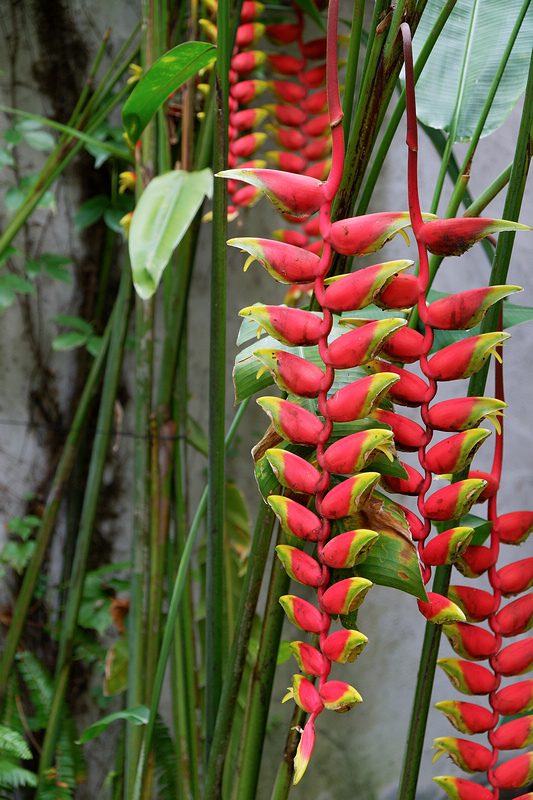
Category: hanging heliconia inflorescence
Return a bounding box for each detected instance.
[218,0,530,788]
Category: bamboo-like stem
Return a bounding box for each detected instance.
[230,527,290,800]
[202,500,277,800]
[0,310,113,696]
[205,44,229,766]
[131,399,251,800]
[341,0,364,142]
[36,263,131,795]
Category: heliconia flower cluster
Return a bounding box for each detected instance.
[218,2,530,788]
[201,0,333,247]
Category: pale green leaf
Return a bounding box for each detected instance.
[129,168,213,299]
[122,42,217,144]
[78,706,149,744]
[52,331,89,351]
[75,195,110,232]
[50,314,94,335]
[413,0,533,141]
[22,129,55,151]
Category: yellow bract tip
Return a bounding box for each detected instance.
[243,255,256,272]
[399,228,411,247]
[256,365,268,380]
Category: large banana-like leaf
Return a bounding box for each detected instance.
[413,0,533,141]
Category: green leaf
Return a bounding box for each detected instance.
[338,492,428,601]
[4,187,25,213]
[22,129,55,151]
[3,129,22,146]
[0,725,32,760]
[0,761,38,789]
[0,274,36,296]
[52,331,89,351]
[78,706,149,744]
[40,253,73,283]
[413,0,533,141]
[86,335,103,357]
[74,195,110,232]
[50,314,94,335]
[0,147,15,167]
[129,168,213,299]
[122,42,217,144]
[436,513,493,546]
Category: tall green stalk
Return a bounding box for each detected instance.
[36,263,132,796]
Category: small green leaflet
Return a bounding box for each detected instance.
[122,42,217,144]
[78,706,150,744]
[129,168,213,299]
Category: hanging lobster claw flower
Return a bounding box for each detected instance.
[264,124,307,151]
[321,629,368,663]
[432,737,492,773]
[235,21,265,48]
[231,50,267,75]
[423,479,487,522]
[218,169,327,217]
[426,396,506,433]
[230,132,268,159]
[492,638,533,677]
[289,641,326,677]
[320,576,372,615]
[239,304,322,347]
[276,545,323,588]
[379,326,425,364]
[424,430,491,475]
[326,373,400,422]
[231,185,262,208]
[230,79,268,104]
[254,349,325,398]
[434,700,496,735]
[304,111,330,137]
[302,88,328,114]
[417,216,530,257]
[302,137,332,161]
[422,528,474,566]
[228,237,321,284]
[492,752,533,791]
[240,1,265,22]
[267,495,322,542]
[257,397,323,445]
[272,229,309,247]
[381,462,424,496]
[425,332,510,382]
[492,679,533,716]
[495,594,533,638]
[497,558,533,597]
[365,360,430,407]
[437,658,498,695]
[370,408,426,452]
[266,151,309,173]
[283,674,323,714]
[300,36,327,59]
[375,272,421,310]
[304,159,332,181]
[417,592,466,625]
[293,720,316,785]
[264,104,308,127]
[442,621,499,661]
[265,21,302,44]
[322,429,394,475]
[266,449,321,495]
[426,285,522,330]
[321,529,379,568]
[302,63,328,88]
[493,510,533,545]
[279,594,323,633]
[230,108,269,132]
[320,473,381,519]
[326,212,432,256]
[447,585,498,623]
[269,80,308,104]
[325,319,407,369]
[267,53,305,76]
[319,680,362,712]
[433,775,493,800]
[323,261,414,312]
[491,715,533,750]
[456,545,497,579]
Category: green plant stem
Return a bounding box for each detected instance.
[202,500,277,800]
[131,399,250,800]
[356,0,457,216]
[341,0,364,142]
[205,70,229,766]
[36,263,132,795]
[231,527,290,800]
[0,312,113,696]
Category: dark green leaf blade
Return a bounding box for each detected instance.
[122,42,217,144]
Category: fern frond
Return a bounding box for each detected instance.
[0,758,38,789]
[153,714,177,800]
[0,724,32,760]
[15,650,53,728]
